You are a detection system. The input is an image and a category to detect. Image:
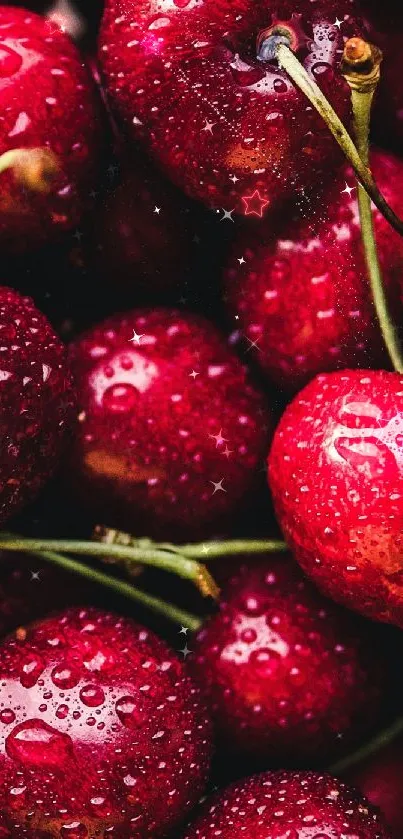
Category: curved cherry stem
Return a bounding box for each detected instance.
[24,547,202,631]
[341,38,403,374]
[329,715,403,775]
[0,534,219,600]
[276,43,403,239]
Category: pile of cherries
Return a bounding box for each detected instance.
[0,1,402,837]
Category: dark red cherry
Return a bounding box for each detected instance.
[224,149,403,392]
[268,369,403,627]
[99,0,363,215]
[0,607,212,838]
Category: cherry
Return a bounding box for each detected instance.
[99,0,361,215]
[183,770,391,838]
[348,737,403,838]
[224,150,403,392]
[0,286,75,527]
[67,308,271,539]
[190,554,385,769]
[268,369,403,627]
[0,6,100,253]
[0,606,212,838]
[86,157,193,302]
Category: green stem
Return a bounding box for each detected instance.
[276,43,403,238]
[94,528,288,560]
[329,715,403,774]
[26,548,202,631]
[342,46,403,373]
[0,534,218,600]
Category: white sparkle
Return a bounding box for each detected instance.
[203,120,215,133]
[129,330,144,345]
[154,206,161,214]
[209,429,228,447]
[179,644,192,659]
[221,209,235,222]
[179,626,189,635]
[342,183,355,197]
[189,370,200,379]
[30,571,41,582]
[210,479,227,494]
[334,17,343,28]
[230,174,239,184]
[246,337,261,352]
[237,257,246,265]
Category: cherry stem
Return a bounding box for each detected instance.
[329,715,403,774]
[24,547,202,631]
[0,533,219,601]
[341,38,403,374]
[93,528,288,560]
[0,147,60,194]
[276,43,403,238]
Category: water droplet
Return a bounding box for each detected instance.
[102,383,139,413]
[273,78,288,93]
[6,720,74,768]
[0,45,23,78]
[60,823,88,839]
[20,654,44,688]
[79,684,105,707]
[51,665,79,690]
[0,709,15,725]
[56,704,69,720]
[115,696,145,729]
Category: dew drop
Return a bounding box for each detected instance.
[115,696,145,729]
[0,709,15,725]
[79,684,105,707]
[102,383,139,413]
[0,45,23,77]
[51,665,79,690]
[60,823,88,839]
[20,654,44,688]
[6,719,74,768]
[56,704,69,720]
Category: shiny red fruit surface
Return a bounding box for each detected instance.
[183,770,391,838]
[0,287,75,526]
[191,555,385,767]
[0,6,100,252]
[99,0,361,215]
[67,308,271,538]
[268,369,403,627]
[0,607,212,838]
[348,737,403,839]
[225,150,403,391]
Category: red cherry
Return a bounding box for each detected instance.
[87,158,192,301]
[268,369,403,627]
[0,607,211,838]
[224,149,403,392]
[348,737,403,839]
[99,0,361,215]
[183,770,391,838]
[67,308,271,538]
[190,555,385,767]
[0,6,101,252]
[0,287,75,526]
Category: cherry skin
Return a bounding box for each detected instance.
[99,0,361,216]
[348,737,403,839]
[224,150,403,392]
[87,157,192,302]
[0,286,75,526]
[67,308,271,539]
[0,606,212,838]
[0,6,100,253]
[268,369,403,627]
[190,555,385,768]
[183,770,391,838]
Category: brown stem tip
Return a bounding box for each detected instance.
[0,147,61,194]
[341,38,383,83]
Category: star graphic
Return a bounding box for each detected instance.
[107,163,118,177]
[342,183,355,197]
[129,330,144,345]
[179,644,192,659]
[178,295,188,305]
[334,17,343,28]
[193,234,201,244]
[89,190,98,199]
[234,315,239,320]
[210,479,227,494]
[209,429,228,447]
[220,209,235,222]
[73,229,83,241]
[189,370,200,379]
[201,545,210,555]
[30,571,41,582]
[203,120,215,133]
[230,174,239,184]
[222,445,234,458]
[246,337,261,352]
[179,626,189,635]
[242,190,270,218]
[237,257,246,265]
[154,206,161,214]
